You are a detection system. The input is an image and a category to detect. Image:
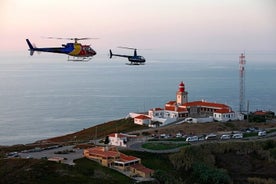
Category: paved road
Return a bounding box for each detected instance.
[127,132,276,153]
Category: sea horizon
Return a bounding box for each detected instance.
[0,50,275,145]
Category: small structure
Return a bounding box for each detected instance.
[108,133,137,147]
[48,157,65,163]
[130,163,154,178]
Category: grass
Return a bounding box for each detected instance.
[47,118,147,143]
[0,158,133,184]
[142,142,189,150]
[243,132,258,138]
[148,137,187,142]
[267,128,276,133]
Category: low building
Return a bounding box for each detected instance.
[48,157,65,163]
[134,114,151,125]
[148,108,164,118]
[130,163,154,178]
[83,146,119,167]
[108,133,137,147]
[213,108,237,122]
[83,146,154,178]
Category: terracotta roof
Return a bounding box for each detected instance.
[130,164,154,174]
[166,101,176,105]
[215,108,234,114]
[254,111,267,115]
[135,115,151,120]
[119,153,140,162]
[87,147,119,158]
[182,101,229,109]
[165,106,188,112]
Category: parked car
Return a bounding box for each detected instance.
[258,130,266,137]
[186,136,199,142]
[220,134,231,140]
[205,133,217,140]
[176,133,182,138]
[232,133,243,139]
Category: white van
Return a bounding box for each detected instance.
[220,134,231,140]
[186,136,198,142]
[232,133,243,139]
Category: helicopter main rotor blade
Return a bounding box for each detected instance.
[42,37,98,41]
[118,46,137,50]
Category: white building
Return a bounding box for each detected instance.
[108,133,137,147]
[213,109,238,122]
[134,115,151,125]
[148,81,237,124]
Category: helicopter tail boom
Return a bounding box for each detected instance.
[26,39,35,56]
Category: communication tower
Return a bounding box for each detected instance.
[239,53,246,113]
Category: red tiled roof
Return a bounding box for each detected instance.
[165,106,188,112]
[177,107,188,112]
[130,164,154,174]
[135,115,151,120]
[254,111,267,115]
[87,147,119,158]
[215,108,234,114]
[166,101,176,105]
[182,101,229,109]
[120,153,139,162]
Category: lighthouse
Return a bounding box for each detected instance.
[176,81,188,105]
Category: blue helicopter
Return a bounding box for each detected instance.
[109,47,146,65]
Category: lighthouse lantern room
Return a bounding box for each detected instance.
[176,81,188,105]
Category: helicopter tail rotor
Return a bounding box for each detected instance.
[109,49,113,59]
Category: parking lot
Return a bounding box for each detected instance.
[19,145,84,165]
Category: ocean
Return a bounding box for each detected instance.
[0,51,275,145]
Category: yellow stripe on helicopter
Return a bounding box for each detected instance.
[69,43,82,56]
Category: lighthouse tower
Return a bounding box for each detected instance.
[176,81,188,105]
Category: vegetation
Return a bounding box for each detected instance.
[2,118,276,184]
[121,150,178,183]
[248,111,275,123]
[46,118,147,143]
[247,177,276,184]
[0,158,133,184]
[169,140,276,184]
[191,162,231,184]
[142,142,189,150]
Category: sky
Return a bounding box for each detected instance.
[1,0,276,53]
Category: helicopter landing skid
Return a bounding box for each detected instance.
[67,56,91,62]
[126,62,145,65]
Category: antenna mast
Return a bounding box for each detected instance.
[239,53,246,113]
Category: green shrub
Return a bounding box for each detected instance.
[248,177,276,184]
[192,162,231,184]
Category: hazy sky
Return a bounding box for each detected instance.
[1,0,275,52]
